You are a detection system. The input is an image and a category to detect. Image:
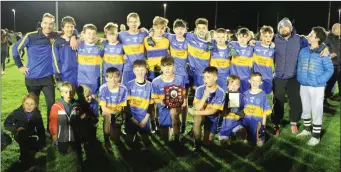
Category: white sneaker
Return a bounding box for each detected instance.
[307,137,320,146]
[257,140,264,147]
[296,130,311,137]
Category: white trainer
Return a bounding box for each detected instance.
[296,130,311,137]
[307,137,320,146]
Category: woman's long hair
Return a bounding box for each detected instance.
[1,29,7,44]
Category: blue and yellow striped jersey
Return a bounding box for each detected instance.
[53,37,78,86]
[166,34,189,76]
[193,85,225,115]
[77,41,103,85]
[144,37,169,71]
[252,42,275,81]
[151,75,185,115]
[126,80,153,122]
[118,31,148,71]
[242,90,271,118]
[102,41,124,79]
[186,32,211,76]
[229,41,254,80]
[98,83,128,111]
[210,41,231,77]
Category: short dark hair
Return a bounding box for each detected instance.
[216,28,227,34]
[237,27,250,37]
[203,66,218,75]
[133,59,147,68]
[250,72,262,79]
[195,18,208,27]
[61,16,76,28]
[312,26,327,45]
[260,25,274,35]
[228,75,240,82]
[106,67,120,76]
[173,19,187,29]
[161,55,174,66]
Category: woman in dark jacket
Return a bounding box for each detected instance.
[1,29,12,75]
[4,93,46,167]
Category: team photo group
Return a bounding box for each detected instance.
[1,10,340,170]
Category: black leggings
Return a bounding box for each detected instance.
[1,51,7,71]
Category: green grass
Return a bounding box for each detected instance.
[1,40,340,172]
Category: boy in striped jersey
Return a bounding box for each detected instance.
[219,75,247,147]
[99,67,128,151]
[102,22,124,84]
[119,13,149,86]
[166,19,189,134]
[77,24,103,98]
[144,16,170,81]
[242,72,272,147]
[210,28,231,92]
[186,18,211,89]
[53,16,78,88]
[189,67,225,153]
[229,28,254,94]
[125,60,153,149]
[152,56,186,145]
[252,26,275,94]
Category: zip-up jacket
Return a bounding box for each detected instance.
[4,106,45,146]
[274,30,308,79]
[297,45,333,87]
[49,99,81,142]
[12,29,60,79]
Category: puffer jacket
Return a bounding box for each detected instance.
[297,44,334,87]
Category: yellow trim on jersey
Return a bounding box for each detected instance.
[106,102,127,111]
[210,58,230,69]
[147,57,162,71]
[152,93,164,100]
[123,44,145,55]
[207,104,224,111]
[243,104,270,118]
[253,53,274,67]
[193,98,200,104]
[263,109,272,116]
[51,40,60,73]
[170,47,188,59]
[223,113,241,120]
[99,101,107,107]
[17,31,38,52]
[103,54,124,65]
[231,56,253,67]
[144,37,169,51]
[188,44,210,60]
[128,96,151,109]
[78,55,101,65]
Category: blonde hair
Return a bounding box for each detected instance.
[153,16,169,27]
[60,82,75,95]
[127,12,140,21]
[22,93,38,106]
[83,24,97,32]
[104,22,118,35]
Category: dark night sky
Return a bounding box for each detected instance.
[1,1,341,35]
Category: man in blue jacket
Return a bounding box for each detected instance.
[12,13,77,134]
[296,26,333,146]
[271,18,328,136]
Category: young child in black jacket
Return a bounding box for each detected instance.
[4,93,46,167]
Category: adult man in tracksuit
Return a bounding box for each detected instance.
[12,13,77,134]
[271,18,329,136]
